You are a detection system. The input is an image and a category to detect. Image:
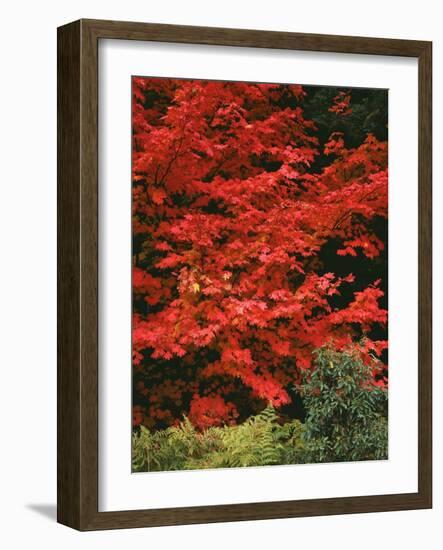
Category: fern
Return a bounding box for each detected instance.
[132,406,305,471]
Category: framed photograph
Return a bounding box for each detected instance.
[57,19,432,530]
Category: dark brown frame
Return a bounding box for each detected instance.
[57,18,432,531]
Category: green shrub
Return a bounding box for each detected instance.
[298,346,388,463]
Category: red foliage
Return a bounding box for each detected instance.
[188,395,239,430]
[329,91,353,116]
[131,79,388,430]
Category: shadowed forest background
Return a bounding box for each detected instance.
[131,78,388,471]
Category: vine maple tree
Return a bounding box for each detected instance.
[132,78,388,430]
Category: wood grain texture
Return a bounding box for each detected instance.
[57,19,432,531]
[83,18,429,57]
[417,42,432,506]
[57,20,81,528]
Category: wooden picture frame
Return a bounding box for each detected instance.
[57,18,432,530]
